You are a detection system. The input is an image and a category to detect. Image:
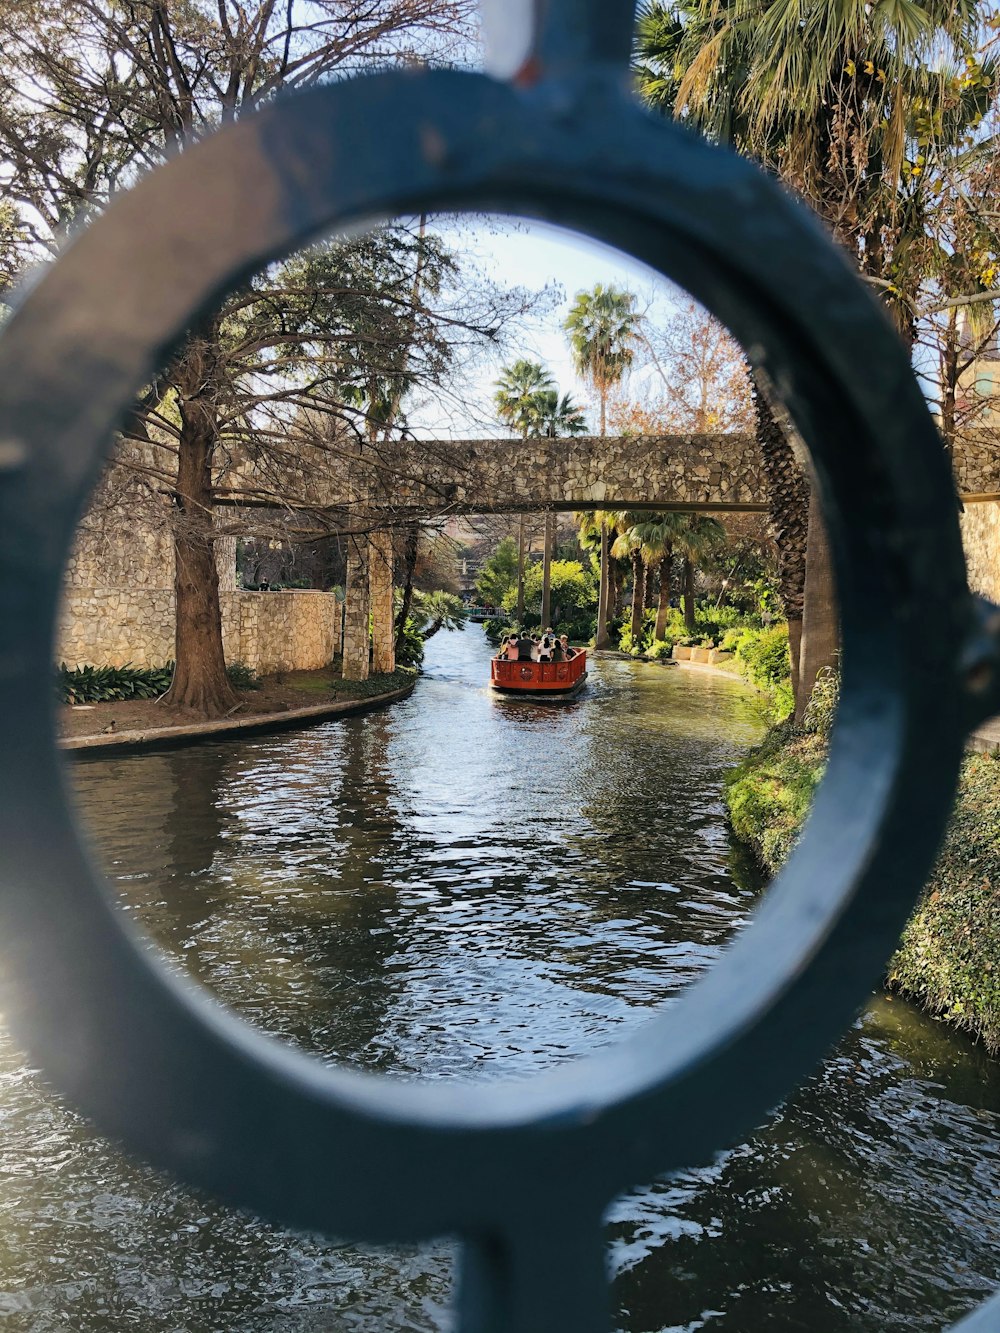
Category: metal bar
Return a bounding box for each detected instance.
[481,0,638,83]
[458,1217,608,1333]
[0,25,996,1333]
[532,0,638,76]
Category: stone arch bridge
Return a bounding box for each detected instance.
[226,430,997,679]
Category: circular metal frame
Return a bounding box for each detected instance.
[0,62,989,1328]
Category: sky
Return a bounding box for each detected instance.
[408,215,688,439]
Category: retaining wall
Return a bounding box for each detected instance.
[961,501,1000,603]
[58,589,342,673]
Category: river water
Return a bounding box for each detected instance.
[1,624,997,1330]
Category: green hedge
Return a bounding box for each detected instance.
[724,721,826,873]
[888,753,1000,1053]
[725,675,1000,1053]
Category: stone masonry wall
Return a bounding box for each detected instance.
[59,589,342,673]
[952,431,1000,499]
[338,433,768,514]
[230,590,342,673]
[59,588,176,668]
[961,501,1000,602]
[60,504,341,674]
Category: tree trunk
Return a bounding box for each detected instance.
[654,547,673,640]
[797,490,839,721]
[596,519,611,648]
[610,558,625,622]
[516,513,526,625]
[630,548,645,645]
[394,522,419,655]
[541,510,553,630]
[683,557,696,633]
[754,376,809,712]
[645,563,656,609]
[162,361,237,717]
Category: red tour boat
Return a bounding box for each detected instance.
[490,648,588,697]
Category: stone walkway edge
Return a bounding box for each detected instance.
[60,680,416,757]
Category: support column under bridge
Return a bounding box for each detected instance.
[342,527,395,681]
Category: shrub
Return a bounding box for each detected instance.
[58,662,174,704]
[476,537,519,608]
[735,624,791,691]
[395,617,426,668]
[724,720,826,874]
[888,752,1000,1053]
[618,607,657,655]
[720,626,753,654]
[226,662,260,690]
[482,617,510,644]
[726,719,1000,1054]
[646,638,675,661]
[501,559,597,624]
[802,666,839,737]
[693,604,741,641]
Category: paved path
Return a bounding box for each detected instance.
[969,715,1000,752]
[60,681,415,756]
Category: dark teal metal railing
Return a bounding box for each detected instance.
[0,4,997,1329]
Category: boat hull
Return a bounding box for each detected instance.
[490,651,588,696]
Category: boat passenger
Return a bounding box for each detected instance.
[517,633,535,661]
[502,634,520,660]
[560,634,575,659]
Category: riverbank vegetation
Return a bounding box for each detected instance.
[725,672,1000,1053]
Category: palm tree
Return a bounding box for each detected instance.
[565,284,640,647]
[494,359,556,436]
[630,512,693,639]
[635,0,985,712]
[410,590,465,640]
[564,285,640,435]
[673,516,726,634]
[610,509,660,647]
[496,361,589,629]
[495,360,553,625]
[537,389,589,439]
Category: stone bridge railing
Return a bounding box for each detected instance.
[347,433,768,513]
[225,428,1000,519]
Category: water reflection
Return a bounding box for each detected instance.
[610,998,1000,1332]
[72,627,765,1081]
[0,624,989,1331]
